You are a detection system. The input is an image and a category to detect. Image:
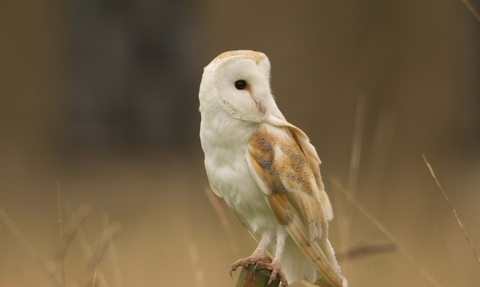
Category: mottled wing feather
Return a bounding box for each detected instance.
[245,120,344,287]
[268,114,333,221]
[246,124,327,242]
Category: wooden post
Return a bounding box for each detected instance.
[235,265,281,287]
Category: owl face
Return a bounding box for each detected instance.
[199,50,275,123]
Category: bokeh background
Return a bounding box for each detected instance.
[1,1,480,286]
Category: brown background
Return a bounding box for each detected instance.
[1,1,480,286]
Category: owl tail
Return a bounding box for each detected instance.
[281,235,348,287]
[284,217,347,287]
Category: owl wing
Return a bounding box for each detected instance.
[245,115,343,286]
[269,113,333,220]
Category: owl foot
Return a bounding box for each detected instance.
[254,261,288,287]
[229,256,271,279]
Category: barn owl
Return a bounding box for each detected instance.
[199,50,347,287]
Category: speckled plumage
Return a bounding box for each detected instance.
[199,50,347,287]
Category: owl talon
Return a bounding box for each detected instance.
[230,256,272,274]
[229,268,236,280]
[256,261,288,287]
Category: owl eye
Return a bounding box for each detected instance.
[234,80,247,90]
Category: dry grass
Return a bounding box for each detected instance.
[1,149,479,287]
[205,188,240,258]
[336,240,396,262]
[332,178,443,287]
[423,155,480,266]
[462,0,480,22]
[184,222,206,287]
[0,202,121,287]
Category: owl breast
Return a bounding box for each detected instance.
[200,111,280,234]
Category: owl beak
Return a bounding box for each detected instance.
[244,84,267,115]
[255,100,267,115]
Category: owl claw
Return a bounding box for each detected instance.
[230,256,271,273]
[230,257,287,287]
[255,261,288,287]
[229,268,236,280]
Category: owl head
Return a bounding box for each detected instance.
[199,50,278,123]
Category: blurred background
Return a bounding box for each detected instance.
[1,0,480,286]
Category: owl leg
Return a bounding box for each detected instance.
[255,227,288,286]
[230,231,273,276]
